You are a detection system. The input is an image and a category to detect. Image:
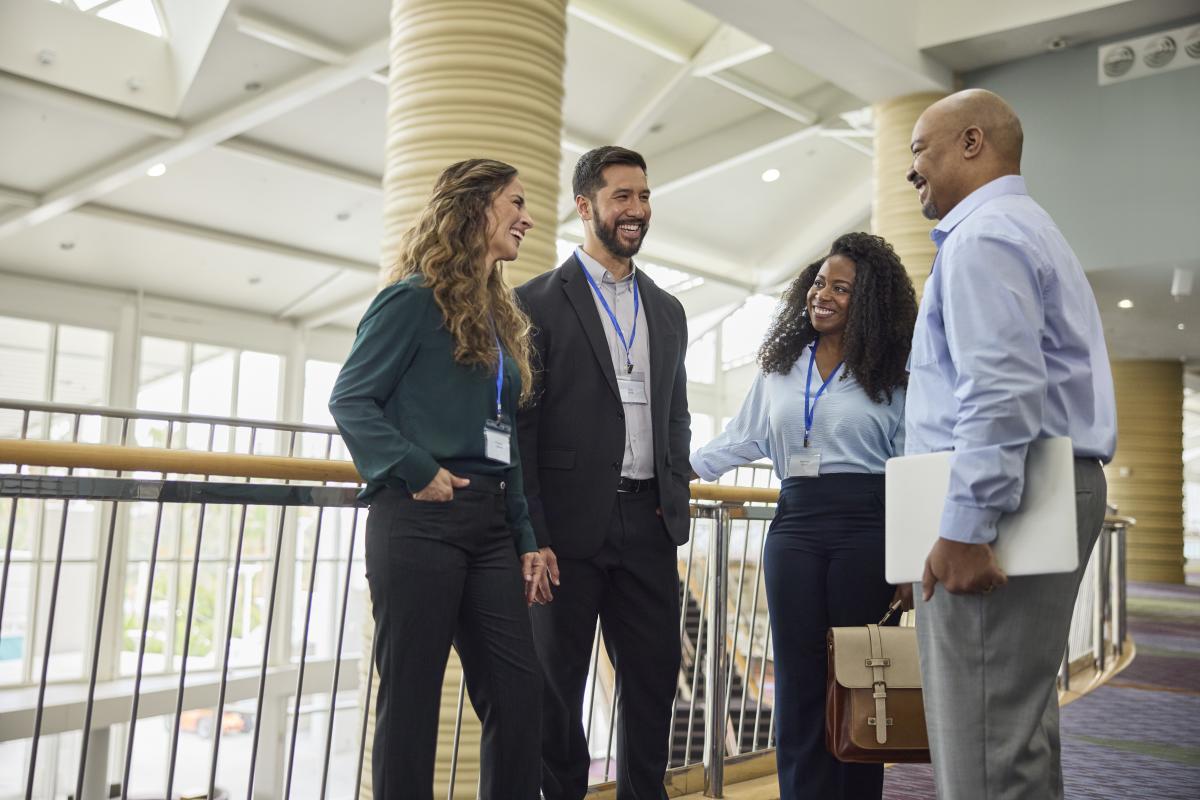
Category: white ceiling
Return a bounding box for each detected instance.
[0,0,1195,363]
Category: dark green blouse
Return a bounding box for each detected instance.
[328,277,536,554]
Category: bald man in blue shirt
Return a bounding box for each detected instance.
[903,89,1117,799]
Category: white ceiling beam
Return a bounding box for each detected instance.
[690,25,772,77]
[299,290,376,329]
[555,227,756,292]
[755,179,873,291]
[564,9,819,127]
[616,23,762,148]
[0,70,184,139]
[654,123,823,197]
[234,11,348,64]
[218,137,382,192]
[616,62,694,147]
[75,204,379,276]
[0,36,390,240]
[820,128,874,157]
[567,1,691,63]
[0,185,38,209]
[274,271,358,319]
[689,0,952,103]
[561,129,600,154]
[703,71,818,125]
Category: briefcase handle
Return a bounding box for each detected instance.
[878,599,903,626]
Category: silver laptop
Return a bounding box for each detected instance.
[885,436,1079,584]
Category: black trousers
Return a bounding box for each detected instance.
[532,488,681,800]
[764,473,897,800]
[364,476,541,800]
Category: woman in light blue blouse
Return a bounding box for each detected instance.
[691,232,917,800]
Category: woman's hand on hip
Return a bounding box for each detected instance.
[412,468,469,502]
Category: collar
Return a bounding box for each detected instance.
[575,246,636,286]
[931,174,1027,248]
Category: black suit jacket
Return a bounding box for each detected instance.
[516,256,692,559]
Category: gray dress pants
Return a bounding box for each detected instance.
[915,458,1107,800]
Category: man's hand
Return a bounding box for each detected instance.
[522,551,548,606]
[892,582,914,612]
[412,468,469,502]
[533,546,560,604]
[922,538,1008,601]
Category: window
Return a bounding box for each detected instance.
[0,317,111,407]
[721,295,779,371]
[135,337,282,451]
[690,412,715,450]
[42,0,165,38]
[686,331,716,385]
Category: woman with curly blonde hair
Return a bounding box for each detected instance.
[330,158,546,799]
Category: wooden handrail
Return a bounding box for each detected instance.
[0,440,1139,524]
[689,483,780,504]
[0,440,360,484]
[0,440,779,501]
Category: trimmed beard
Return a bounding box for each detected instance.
[595,216,647,259]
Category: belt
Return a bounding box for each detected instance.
[617,476,656,493]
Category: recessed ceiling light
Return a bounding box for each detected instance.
[336,211,351,222]
[761,168,781,183]
[244,81,262,92]
[248,276,262,285]
[146,163,167,178]
[1179,323,1187,331]
[59,241,74,251]
[1117,298,1133,309]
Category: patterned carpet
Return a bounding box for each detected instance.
[883,580,1200,799]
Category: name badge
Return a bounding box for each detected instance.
[617,371,648,405]
[483,419,511,464]
[788,450,822,478]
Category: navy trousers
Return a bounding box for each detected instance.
[764,473,896,800]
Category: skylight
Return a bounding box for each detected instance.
[44,0,165,38]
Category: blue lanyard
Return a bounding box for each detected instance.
[576,252,639,374]
[494,334,504,421]
[804,343,842,447]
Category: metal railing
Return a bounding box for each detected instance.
[1060,512,1132,691]
[0,401,361,800]
[0,401,1132,799]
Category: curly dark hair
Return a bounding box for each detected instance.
[757,232,917,404]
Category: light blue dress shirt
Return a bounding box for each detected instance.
[691,344,906,481]
[905,175,1117,545]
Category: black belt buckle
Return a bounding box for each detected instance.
[617,476,656,494]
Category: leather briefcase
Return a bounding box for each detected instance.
[825,603,930,763]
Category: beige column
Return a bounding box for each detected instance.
[871,92,945,294]
[380,0,568,283]
[1107,360,1185,583]
[361,2,568,797]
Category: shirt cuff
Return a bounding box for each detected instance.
[938,501,1001,545]
[393,450,441,494]
[690,451,720,482]
[514,524,538,555]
